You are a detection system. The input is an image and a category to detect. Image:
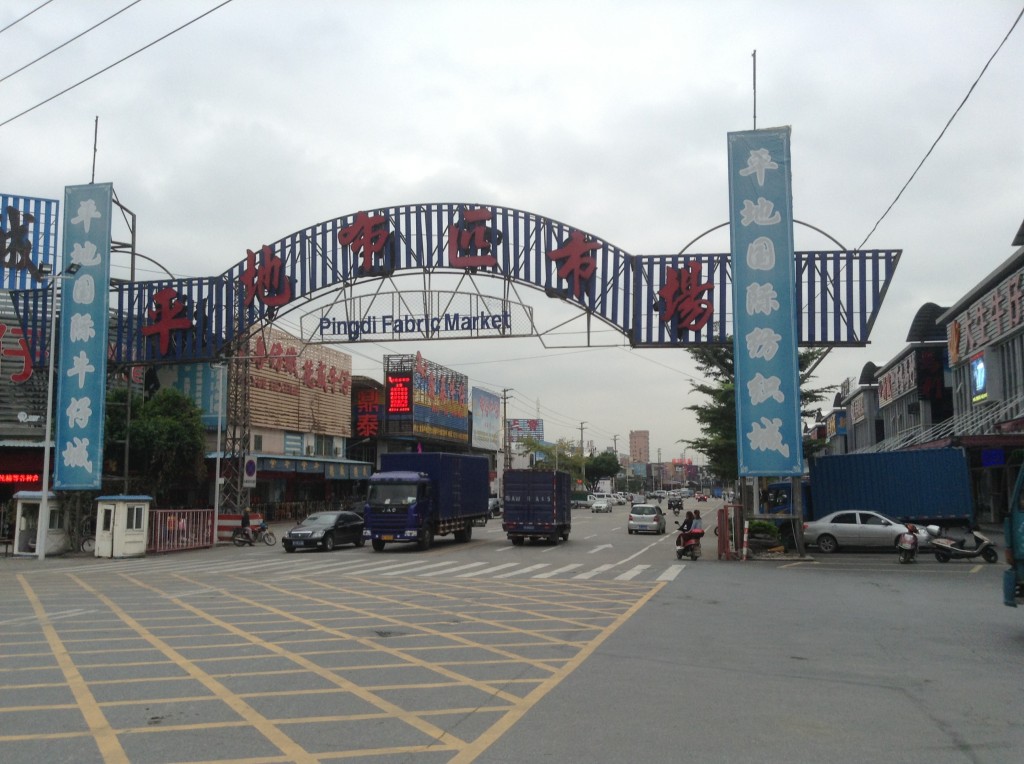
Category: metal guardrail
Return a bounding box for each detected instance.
[148,509,215,553]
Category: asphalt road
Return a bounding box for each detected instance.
[2,499,1020,764]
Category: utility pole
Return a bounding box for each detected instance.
[579,421,586,488]
[501,388,512,494]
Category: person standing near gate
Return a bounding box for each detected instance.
[240,508,253,545]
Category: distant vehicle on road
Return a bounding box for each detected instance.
[627,504,666,534]
[591,499,613,513]
[695,493,708,502]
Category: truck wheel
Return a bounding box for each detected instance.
[417,529,434,551]
[511,536,525,546]
[561,532,569,541]
[454,522,473,542]
[548,534,558,545]
[371,539,386,552]
[983,547,998,563]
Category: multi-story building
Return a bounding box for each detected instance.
[629,430,650,464]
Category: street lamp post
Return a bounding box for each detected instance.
[212,362,227,544]
[37,263,79,560]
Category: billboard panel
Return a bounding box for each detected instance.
[471,388,501,451]
[507,418,544,441]
[383,352,469,444]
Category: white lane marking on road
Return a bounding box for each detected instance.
[533,563,583,579]
[420,561,488,577]
[380,560,462,576]
[614,565,649,581]
[584,535,597,540]
[573,564,615,580]
[494,563,550,579]
[589,544,613,554]
[656,566,684,581]
[456,562,519,577]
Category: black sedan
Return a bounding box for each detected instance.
[282,511,365,552]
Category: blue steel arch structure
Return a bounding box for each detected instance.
[12,202,900,365]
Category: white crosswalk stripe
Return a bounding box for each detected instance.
[532,563,583,579]
[614,565,649,581]
[656,565,684,581]
[494,563,550,579]
[29,552,689,583]
[457,562,519,577]
[573,563,615,580]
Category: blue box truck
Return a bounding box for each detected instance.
[764,448,975,527]
[363,452,490,551]
[502,469,572,545]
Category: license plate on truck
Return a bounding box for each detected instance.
[381,535,393,541]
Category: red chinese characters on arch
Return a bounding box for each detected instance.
[141,287,193,356]
[241,244,294,308]
[448,207,499,269]
[0,320,34,383]
[339,210,392,275]
[548,230,600,299]
[658,263,714,334]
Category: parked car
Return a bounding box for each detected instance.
[802,510,931,553]
[613,493,627,505]
[591,499,614,513]
[627,504,666,534]
[488,498,502,517]
[282,511,365,552]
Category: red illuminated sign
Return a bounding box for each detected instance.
[387,374,412,414]
[0,473,40,483]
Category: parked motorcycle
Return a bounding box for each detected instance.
[675,526,705,560]
[897,528,918,564]
[232,521,277,547]
[926,525,998,563]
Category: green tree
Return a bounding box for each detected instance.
[585,451,621,486]
[681,344,834,483]
[105,387,207,505]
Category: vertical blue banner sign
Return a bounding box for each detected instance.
[727,128,803,477]
[54,183,113,489]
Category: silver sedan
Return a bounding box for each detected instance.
[803,510,930,553]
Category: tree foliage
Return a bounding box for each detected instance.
[104,387,207,505]
[680,344,835,483]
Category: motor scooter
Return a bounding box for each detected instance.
[897,530,918,564]
[926,525,998,563]
[675,526,705,560]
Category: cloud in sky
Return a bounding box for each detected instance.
[3,0,1022,459]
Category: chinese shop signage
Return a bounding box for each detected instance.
[54,183,113,490]
[728,128,803,477]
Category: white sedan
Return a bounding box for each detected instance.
[803,510,930,553]
[591,499,614,513]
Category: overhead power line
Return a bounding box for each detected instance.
[857,5,1024,250]
[0,0,145,85]
[0,0,54,37]
[0,0,235,129]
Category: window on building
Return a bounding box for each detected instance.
[253,434,263,451]
[315,434,333,456]
[284,432,303,456]
[126,506,144,530]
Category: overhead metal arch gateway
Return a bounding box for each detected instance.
[15,201,900,509]
[87,201,898,362]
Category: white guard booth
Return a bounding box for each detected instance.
[94,495,153,558]
[12,490,70,556]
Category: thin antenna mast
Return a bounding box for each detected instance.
[752,50,757,129]
[91,116,98,183]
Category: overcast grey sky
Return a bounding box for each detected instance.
[3,0,1023,461]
